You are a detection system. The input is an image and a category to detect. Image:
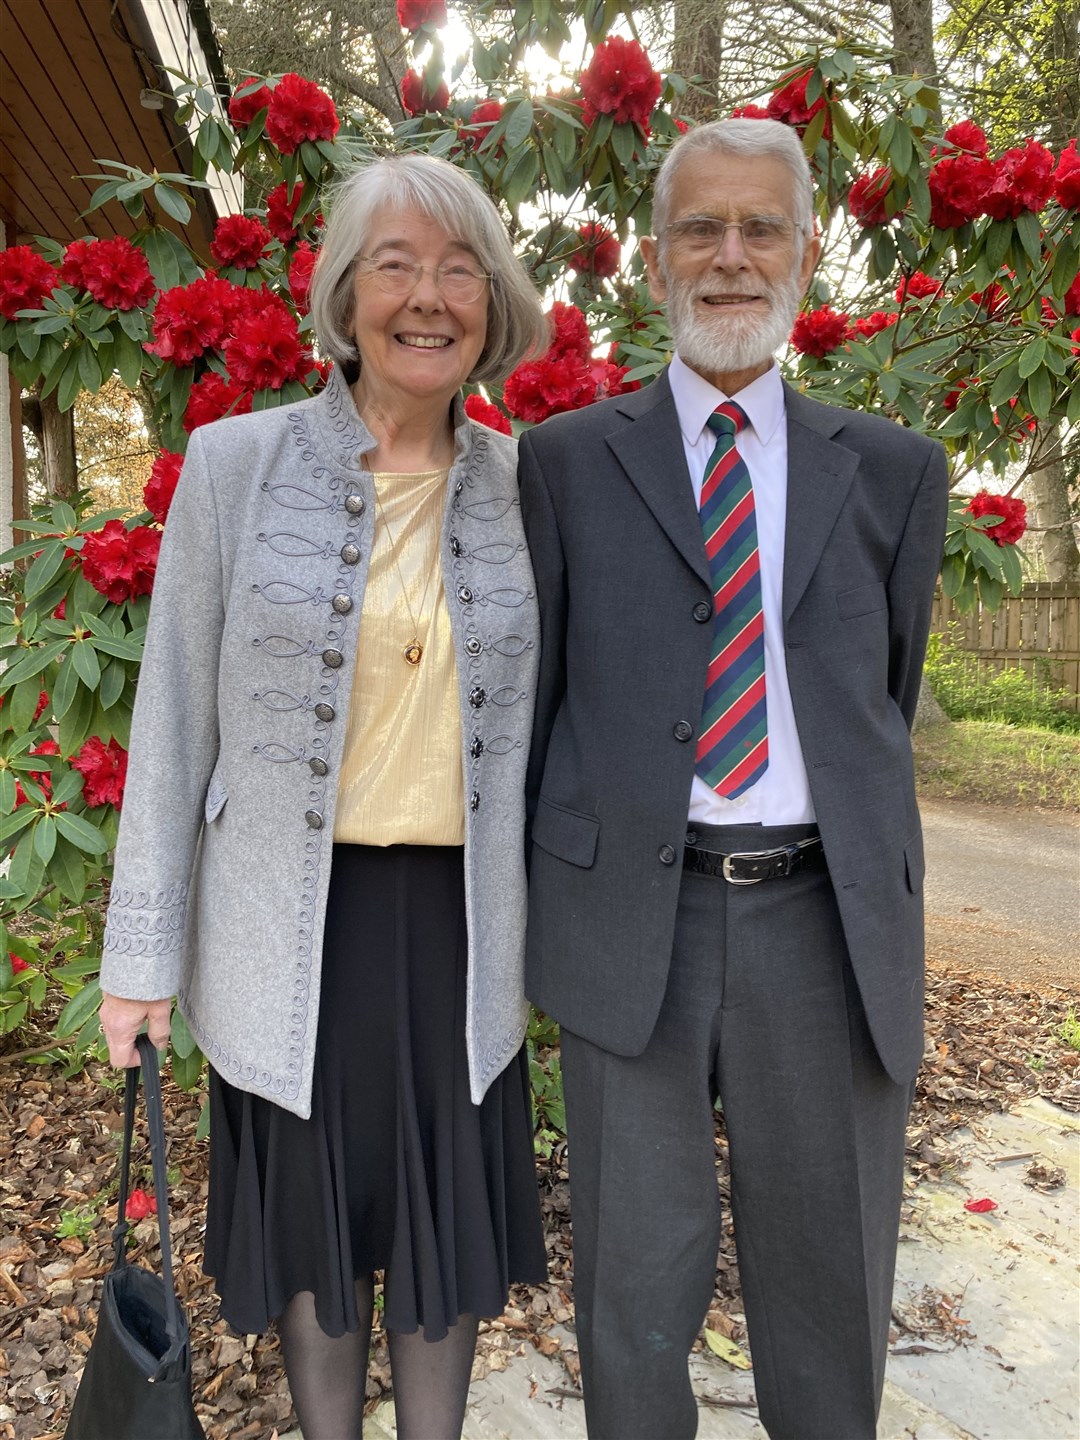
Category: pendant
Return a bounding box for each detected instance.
[403,641,423,667]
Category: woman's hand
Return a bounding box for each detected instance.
[99,992,173,1067]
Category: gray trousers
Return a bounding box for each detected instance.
[560,822,913,1440]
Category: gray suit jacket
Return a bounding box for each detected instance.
[519,369,949,1085]
[100,370,538,1117]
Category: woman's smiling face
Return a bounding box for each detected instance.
[350,206,490,408]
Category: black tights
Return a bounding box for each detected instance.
[277,1278,478,1439]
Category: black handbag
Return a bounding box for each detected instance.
[66,1033,205,1439]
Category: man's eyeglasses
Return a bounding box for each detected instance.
[663,215,800,255]
[357,256,492,304]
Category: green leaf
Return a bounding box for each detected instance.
[58,679,95,757]
[33,813,57,864]
[8,829,45,900]
[154,184,191,224]
[71,639,101,689]
[98,657,127,710]
[0,768,15,813]
[985,220,1011,273]
[976,572,1003,610]
[55,809,111,855]
[8,676,46,735]
[1014,210,1043,267]
[89,632,145,662]
[940,551,966,599]
[989,358,1022,409]
[171,1044,204,1091]
[171,1007,198,1059]
[1017,338,1047,380]
[1024,365,1052,420]
[51,650,80,719]
[50,769,86,807]
[56,978,102,1039]
[24,541,70,601]
[116,332,145,390]
[504,98,534,151]
[999,540,1023,593]
[1,637,68,687]
[48,838,87,908]
[57,351,84,412]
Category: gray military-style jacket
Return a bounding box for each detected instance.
[99,369,538,1118]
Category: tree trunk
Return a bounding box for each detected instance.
[22,388,78,500]
[1048,0,1079,147]
[889,0,938,88]
[1029,428,1080,582]
[672,0,727,122]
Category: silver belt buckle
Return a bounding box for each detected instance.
[722,849,769,885]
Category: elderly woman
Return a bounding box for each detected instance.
[97,153,548,1438]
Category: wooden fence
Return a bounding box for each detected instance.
[930,582,1080,711]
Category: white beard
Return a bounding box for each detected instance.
[664,267,804,380]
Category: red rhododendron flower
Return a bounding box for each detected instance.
[548,301,591,361]
[32,689,50,723]
[731,105,770,120]
[464,394,512,435]
[229,80,273,128]
[571,223,621,278]
[72,735,129,810]
[943,120,988,156]
[80,521,161,603]
[265,182,302,244]
[224,298,309,390]
[967,491,1026,546]
[210,214,274,270]
[15,739,60,808]
[590,358,639,400]
[0,245,59,320]
[125,1187,157,1220]
[265,74,339,154]
[1071,325,1080,357]
[183,373,252,433]
[143,451,184,525]
[790,305,850,357]
[503,354,596,423]
[970,280,1009,315]
[984,139,1055,220]
[943,379,973,411]
[767,71,831,139]
[147,277,236,364]
[1066,274,1080,316]
[401,69,450,115]
[897,271,943,303]
[580,36,661,130]
[928,153,995,228]
[397,0,446,29]
[60,236,155,311]
[851,310,898,338]
[1054,140,1080,209]
[963,1197,997,1213]
[848,167,893,227]
[288,241,318,314]
[466,100,505,152]
[8,954,29,976]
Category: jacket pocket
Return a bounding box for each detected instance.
[532,796,600,868]
[204,764,228,823]
[904,830,925,893]
[837,581,887,620]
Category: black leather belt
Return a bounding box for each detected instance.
[683,835,825,885]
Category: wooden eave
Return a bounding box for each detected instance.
[0,0,224,258]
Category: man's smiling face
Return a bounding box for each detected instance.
[641,149,820,394]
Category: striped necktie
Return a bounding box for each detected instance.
[695,402,769,798]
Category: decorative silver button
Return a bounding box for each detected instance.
[309,758,329,776]
[457,585,474,604]
[464,637,482,656]
[340,543,361,565]
[332,594,353,614]
[470,736,484,758]
[469,687,486,708]
[305,810,324,830]
[344,494,365,515]
[315,703,335,722]
[470,791,480,812]
[449,536,463,557]
[322,648,343,668]
[454,480,463,496]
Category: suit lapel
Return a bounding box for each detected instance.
[606,372,711,588]
[782,386,860,622]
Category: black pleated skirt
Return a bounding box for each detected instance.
[202,843,546,1340]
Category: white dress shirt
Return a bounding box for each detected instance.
[668,353,815,825]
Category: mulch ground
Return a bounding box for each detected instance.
[2,960,1077,1440]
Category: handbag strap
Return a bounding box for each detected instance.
[111,1033,185,1348]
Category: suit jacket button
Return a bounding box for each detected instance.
[658,844,676,865]
[322,648,344,668]
[673,720,693,742]
[344,494,364,515]
[332,593,353,614]
[315,703,336,722]
[693,601,712,623]
[305,809,324,830]
[340,542,361,565]
[309,757,329,776]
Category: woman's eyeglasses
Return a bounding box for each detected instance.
[357,256,492,304]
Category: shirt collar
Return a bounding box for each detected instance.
[668,353,786,448]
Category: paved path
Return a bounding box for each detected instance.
[921,799,1079,989]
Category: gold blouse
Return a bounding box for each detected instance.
[333,467,464,846]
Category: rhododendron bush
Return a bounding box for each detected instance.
[1,5,1077,1059]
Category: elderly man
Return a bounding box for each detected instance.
[519,119,949,1439]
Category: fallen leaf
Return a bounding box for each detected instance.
[704,1329,752,1370]
[963,1197,998,1213]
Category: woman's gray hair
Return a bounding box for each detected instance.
[652,119,815,252]
[309,153,546,384]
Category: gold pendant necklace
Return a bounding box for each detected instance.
[372,475,441,667]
